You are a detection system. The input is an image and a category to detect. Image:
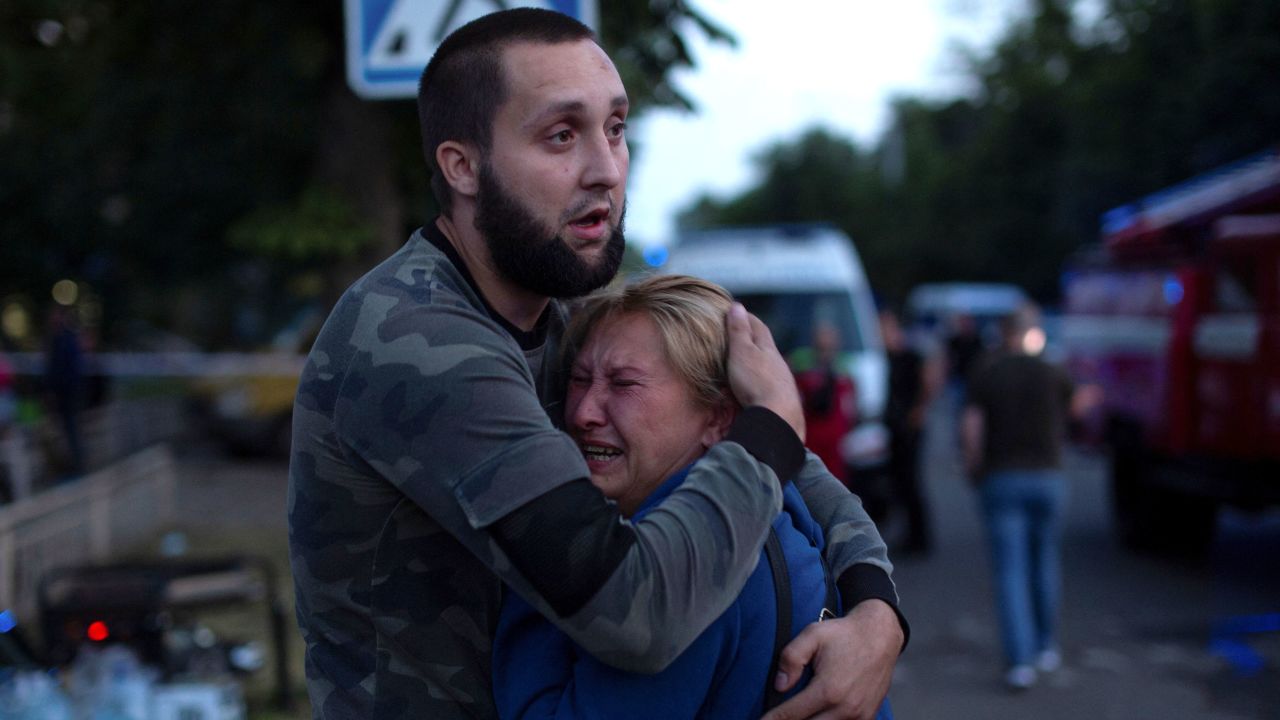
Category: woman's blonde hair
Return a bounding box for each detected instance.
[563,274,734,408]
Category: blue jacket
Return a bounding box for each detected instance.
[493,462,832,719]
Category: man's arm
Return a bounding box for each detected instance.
[792,453,897,605]
[1070,383,1103,420]
[335,299,803,673]
[489,412,802,672]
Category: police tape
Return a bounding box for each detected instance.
[3,352,308,378]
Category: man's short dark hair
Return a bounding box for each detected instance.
[417,8,596,216]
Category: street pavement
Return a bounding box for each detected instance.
[169,395,1280,719]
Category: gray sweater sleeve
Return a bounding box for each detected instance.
[550,440,783,672]
[795,451,894,578]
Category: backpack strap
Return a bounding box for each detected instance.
[762,528,791,712]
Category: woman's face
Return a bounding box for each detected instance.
[565,311,730,516]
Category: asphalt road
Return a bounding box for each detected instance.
[882,397,1280,719]
[171,394,1280,719]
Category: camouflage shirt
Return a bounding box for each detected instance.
[288,222,900,718]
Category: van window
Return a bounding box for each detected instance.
[735,292,865,355]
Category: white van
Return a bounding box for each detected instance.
[658,224,888,467]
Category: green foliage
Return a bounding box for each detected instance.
[0,0,733,346]
[20,0,1277,340]
[599,0,737,115]
[680,0,1280,304]
[229,184,375,262]
[0,0,337,340]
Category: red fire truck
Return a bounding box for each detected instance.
[1062,147,1280,553]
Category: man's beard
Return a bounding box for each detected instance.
[474,165,625,299]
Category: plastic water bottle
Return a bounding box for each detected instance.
[0,670,73,720]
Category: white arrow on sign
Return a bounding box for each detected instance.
[346,0,598,99]
[369,0,516,70]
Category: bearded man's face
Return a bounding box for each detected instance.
[474,162,625,299]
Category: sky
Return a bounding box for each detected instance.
[624,1,1020,248]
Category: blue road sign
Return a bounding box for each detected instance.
[345,0,599,100]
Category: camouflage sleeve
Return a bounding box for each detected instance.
[334,298,784,673]
[793,451,903,613]
[332,299,585,530]
[517,440,783,674]
[795,452,891,577]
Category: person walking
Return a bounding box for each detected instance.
[961,302,1098,690]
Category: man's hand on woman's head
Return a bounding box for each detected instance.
[726,303,805,441]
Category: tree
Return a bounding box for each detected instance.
[0,1,737,347]
[679,0,1280,304]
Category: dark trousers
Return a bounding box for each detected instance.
[890,429,930,552]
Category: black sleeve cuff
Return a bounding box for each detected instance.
[723,406,806,485]
[837,564,911,653]
[492,478,637,618]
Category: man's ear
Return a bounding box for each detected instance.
[700,396,738,449]
[435,141,481,199]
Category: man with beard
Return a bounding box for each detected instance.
[288,9,905,719]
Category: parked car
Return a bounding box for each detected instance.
[189,309,319,458]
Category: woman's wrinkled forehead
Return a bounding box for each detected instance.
[577,310,663,364]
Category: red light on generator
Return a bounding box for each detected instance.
[87,621,110,642]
